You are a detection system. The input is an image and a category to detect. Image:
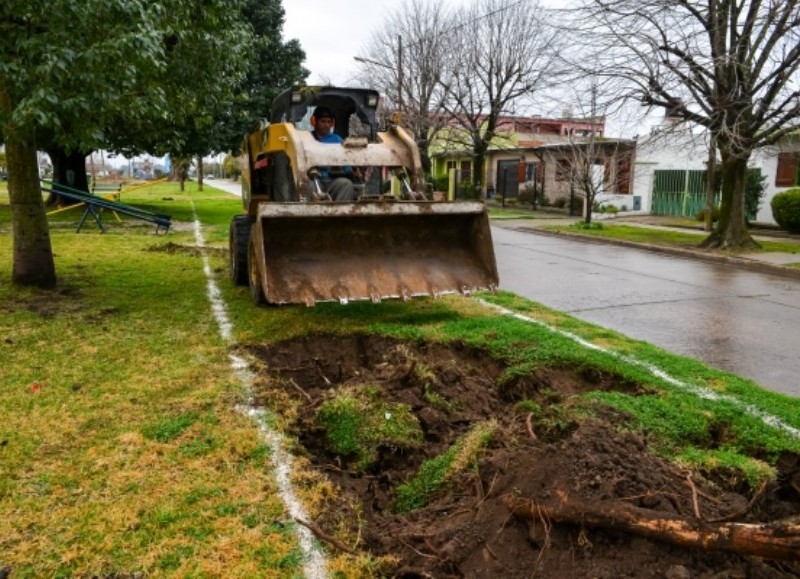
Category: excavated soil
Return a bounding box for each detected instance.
[245,334,800,578]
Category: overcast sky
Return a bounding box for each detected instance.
[283,0,471,86]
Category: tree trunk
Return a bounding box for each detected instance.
[503,491,800,562]
[701,153,759,250]
[704,139,716,232]
[197,156,204,192]
[471,153,485,198]
[418,138,432,176]
[46,147,90,206]
[7,138,57,289]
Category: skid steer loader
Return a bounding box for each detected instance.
[229,86,498,306]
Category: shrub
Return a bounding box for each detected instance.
[571,221,603,231]
[593,202,619,215]
[552,197,567,209]
[431,175,449,193]
[771,188,800,233]
[745,169,767,222]
[695,205,720,222]
[518,184,536,205]
[456,180,481,200]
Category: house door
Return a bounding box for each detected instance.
[497,160,520,198]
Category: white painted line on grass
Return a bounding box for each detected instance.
[191,203,328,579]
[477,299,800,439]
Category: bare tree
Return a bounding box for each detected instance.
[439,0,563,193]
[567,0,800,249]
[356,0,453,173]
[548,79,637,225]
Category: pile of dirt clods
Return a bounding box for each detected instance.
[246,334,800,578]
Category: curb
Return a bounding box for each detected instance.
[502,224,800,281]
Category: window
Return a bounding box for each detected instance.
[775,152,799,187]
[446,160,471,182]
[525,163,536,181]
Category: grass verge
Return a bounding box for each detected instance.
[545,222,800,254]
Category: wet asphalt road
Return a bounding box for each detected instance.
[492,225,800,397]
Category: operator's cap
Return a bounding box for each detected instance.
[313,106,335,120]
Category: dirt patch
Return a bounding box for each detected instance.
[146,242,226,258]
[245,334,800,578]
[0,285,84,318]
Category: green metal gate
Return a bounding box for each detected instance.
[651,170,715,217]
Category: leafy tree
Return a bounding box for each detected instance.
[569,0,800,249]
[0,0,252,288]
[223,154,241,180]
[104,1,253,165]
[1,0,167,287]
[219,0,308,153]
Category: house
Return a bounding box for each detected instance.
[631,118,713,216]
[631,112,799,225]
[429,114,636,210]
[749,133,800,224]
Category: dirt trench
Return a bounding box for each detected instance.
[245,334,800,578]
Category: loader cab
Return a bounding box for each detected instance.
[270,86,381,142]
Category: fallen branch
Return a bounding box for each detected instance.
[502,489,800,562]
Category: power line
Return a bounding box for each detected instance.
[437,0,529,40]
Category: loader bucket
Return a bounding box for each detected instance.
[251,201,498,306]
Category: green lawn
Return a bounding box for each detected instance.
[1,182,798,576]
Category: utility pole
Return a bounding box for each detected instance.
[397,36,403,113]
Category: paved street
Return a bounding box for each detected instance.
[492,224,800,397]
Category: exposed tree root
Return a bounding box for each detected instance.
[503,489,800,562]
[699,231,762,251]
[293,517,358,555]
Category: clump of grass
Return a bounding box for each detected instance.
[413,362,457,413]
[316,384,423,471]
[141,412,198,442]
[570,221,604,230]
[394,420,497,513]
[514,398,577,441]
[676,447,775,488]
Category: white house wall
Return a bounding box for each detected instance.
[632,127,711,215]
[632,124,800,226]
[749,135,800,226]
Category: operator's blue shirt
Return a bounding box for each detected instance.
[315,132,343,144]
